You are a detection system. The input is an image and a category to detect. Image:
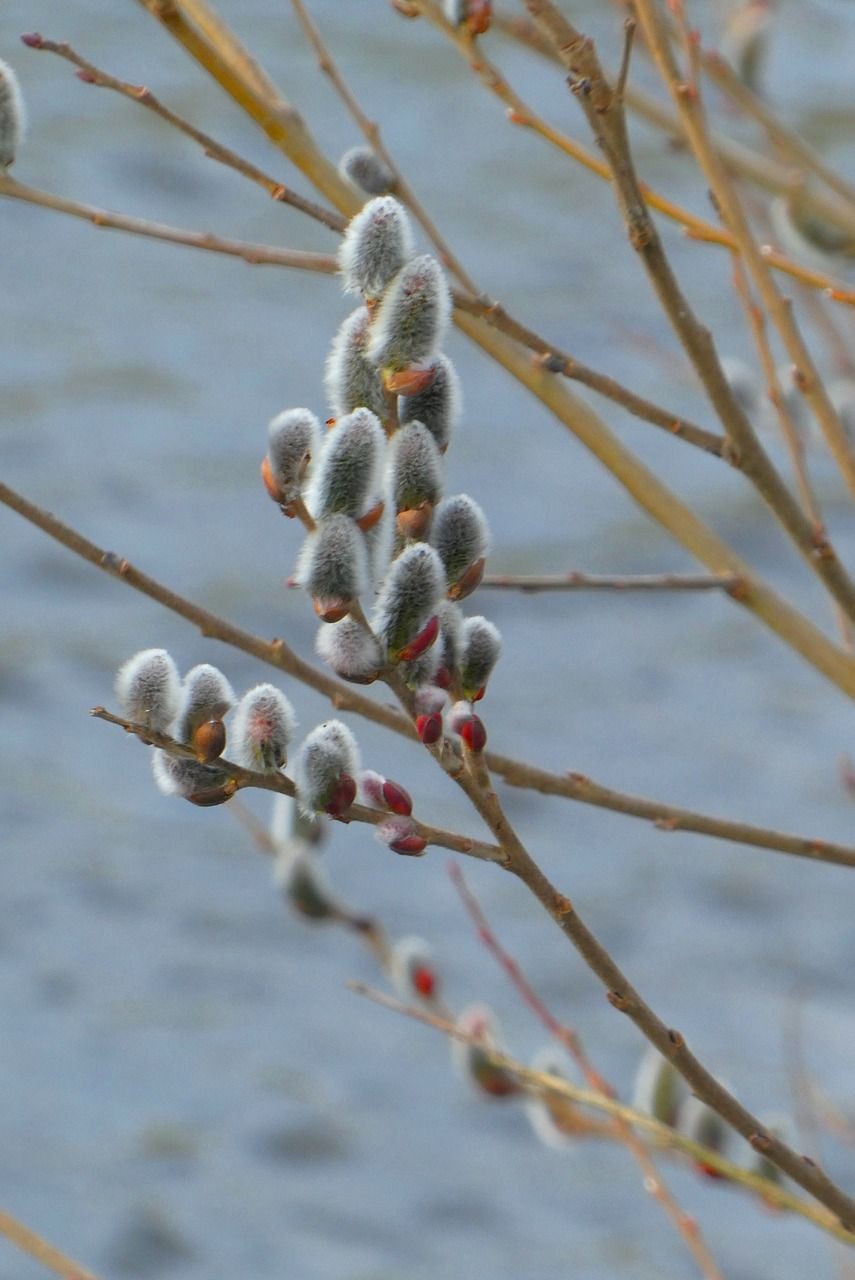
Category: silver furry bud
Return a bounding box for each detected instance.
[294,720,360,816]
[175,664,235,743]
[365,255,451,375]
[324,306,388,422]
[459,617,501,700]
[430,494,489,595]
[388,421,443,517]
[337,195,415,300]
[372,543,444,661]
[315,615,383,683]
[398,354,461,453]
[115,648,181,733]
[265,408,321,507]
[0,58,25,168]
[231,683,297,771]
[296,514,369,622]
[306,407,386,521]
[338,146,394,197]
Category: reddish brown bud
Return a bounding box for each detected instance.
[460,715,487,753]
[20,32,43,48]
[412,965,436,997]
[384,366,436,396]
[382,778,413,816]
[396,502,433,541]
[396,613,439,663]
[471,685,485,703]
[325,773,357,816]
[356,498,385,533]
[448,556,485,601]
[193,718,226,764]
[389,831,428,856]
[76,68,97,84]
[186,782,235,807]
[416,712,443,745]
[466,0,492,36]
[313,597,352,624]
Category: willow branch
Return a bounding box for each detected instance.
[350,984,855,1245]
[6,479,855,871]
[517,1,855,633]
[21,33,345,232]
[631,0,855,502]
[91,707,504,863]
[480,571,740,592]
[0,1210,101,1280]
[0,173,338,273]
[450,867,724,1280]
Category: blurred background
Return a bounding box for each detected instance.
[3,1,855,1276]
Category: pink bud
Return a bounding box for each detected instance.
[76,69,97,84]
[20,33,43,48]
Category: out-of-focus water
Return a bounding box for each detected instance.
[4,2,855,1277]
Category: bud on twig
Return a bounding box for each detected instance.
[372,543,444,661]
[338,195,415,300]
[175,664,235,744]
[431,494,489,599]
[306,408,386,522]
[338,145,394,196]
[459,616,501,701]
[389,936,440,1002]
[399,354,461,454]
[359,770,413,816]
[114,648,181,734]
[434,601,464,686]
[151,751,233,806]
[388,422,443,539]
[0,58,25,168]
[315,616,383,683]
[295,719,360,816]
[415,711,443,745]
[231,683,297,771]
[375,815,427,855]
[263,408,321,511]
[296,514,369,622]
[451,1004,521,1099]
[443,0,492,36]
[365,255,451,376]
[325,306,389,422]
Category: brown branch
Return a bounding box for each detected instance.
[0,1209,101,1280]
[21,33,345,232]
[516,0,855,637]
[348,983,855,1245]
[450,865,724,1280]
[631,0,855,503]
[6,479,855,871]
[91,707,504,864]
[480,571,740,592]
[0,173,338,273]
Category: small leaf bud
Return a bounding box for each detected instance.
[431,495,490,598]
[389,936,439,1002]
[376,816,427,856]
[632,1046,688,1127]
[306,407,386,521]
[175,664,235,744]
[365,254,451,375]
[325,306,389,422]
[415,711,443,745]
[459,713,487,753]
[388,422,443,535]
[373,543,444,661]
[0,57,25,168]
[338,145,394,196]
[382,778,413,816]
[295,719,360,816]
[296,514,369,622]
[115,648,181,733]
[264,408,321,510]
[315,615,383,683]
[151,750,232,806]
[459,617,501,701]
[231,683,297,771]
[399,354,461,454]
[358,771,414,817]
[451,1004,521,1099]
[337,195,415,300]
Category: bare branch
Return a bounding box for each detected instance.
[480,571,740,592]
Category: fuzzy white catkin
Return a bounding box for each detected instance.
[294,719,360,815]
[372,543,444,657]
[296,514,369,607]
[437,601,464,675]
[338,146,394,197]
[315,616,383,682]
[151,750,229,798]
[337,195,415,299]
[325,307,388,422]
[430,494,490,586]
[365,254,451,373]
[398,354,461,453]
[306,407,386,521]
[459,617,501,699]
[115,648,181,733]
[175,664,235,742]
[387,421,443,513]
[230,683,297,771]
[0,58,25,168]
[267,408,321,503]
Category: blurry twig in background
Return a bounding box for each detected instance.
[0,1209,101,1280]
[480,571,740,591]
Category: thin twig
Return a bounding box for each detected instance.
[480,571,740,592]
[450,865,724,1280]
[6,479,855,870]
[91,706,505,864]
[348,983,855,1245]
[0,1210,101,1280]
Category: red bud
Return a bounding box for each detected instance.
[20,32,44,48]
[460,715,487,753]
[396,613,439,663]
[415,712,443,745]
[471,685,485,703]
[326,774,357,816]
[432,665,452,691]
[382,778,413,816]
[448,556,485,602]
[389,832,428,856]
[412,965,436,998]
